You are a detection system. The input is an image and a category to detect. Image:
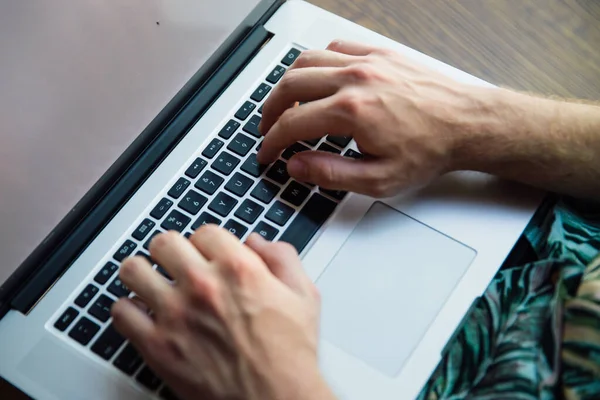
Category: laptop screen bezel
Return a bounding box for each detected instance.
[0,0,285,317]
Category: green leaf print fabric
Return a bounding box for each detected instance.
[417,196,600,400]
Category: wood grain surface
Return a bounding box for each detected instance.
[1,0,599,399]
[311,0,600,100]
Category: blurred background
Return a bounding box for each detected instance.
[1,0,599,398]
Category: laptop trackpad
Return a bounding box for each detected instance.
[317,202,476,377]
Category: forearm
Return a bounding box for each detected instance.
[453,88,600,200]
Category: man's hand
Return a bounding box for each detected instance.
[111,227,334,400]
[259,40,600,201]
[258,40,493,197]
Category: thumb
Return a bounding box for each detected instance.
[245,233,313,296]
[287,151,385,194]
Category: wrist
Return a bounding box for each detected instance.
[448,87,545,173]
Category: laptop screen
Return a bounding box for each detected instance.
[0,0,262,286]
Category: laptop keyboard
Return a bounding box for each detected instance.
[51,47,362,399]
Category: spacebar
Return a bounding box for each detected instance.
[279,193,337,253]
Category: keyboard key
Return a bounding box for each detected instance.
[132,218,156,241]
[113,344,143,376]
[218,119,240,140]
[228,133,256,156]
[74,284,99,308]
[303,138,321,147]
[192,212,222,230]
[250,83,272,102]
[266,160,290,185]
[184,158,208,179]
[279,193,337,253]
[223,220,248,240]
[252,222,279,241]
[326,135,352,148]
[234,199,264,224]
[150,198,174,219]
[265,201,295,226]
[250,180,280,204]
[167,177,191,199]
[136,366,162,391]
[195,170,224,195]
[344,148,363,159]
[113,240,137,262]
[184,232,192,239]
[282,142,310,160]
[156,266,172,280]
[144,230,162,250]
[241,153,267,177]
[212,151,240,176]
[135,251,154,265]
[208,192,238,217]
[68,317,100,345]
[225,172,254,197]
[281,48,302,66]
[88,294,115,323]
[234,101,256,121]
[94,262,118,285]
[91,324,126,360]
[107,276,130,298]
[266,65,286,84]
[281,181,311,206]
[54,307,79,332]
[242,115,262,138]
[161,210,191,232]
[317,142,341,154]
[320,188,347,201]
[178,190,208,215]
[202,138,225,159]
[160,386,181,400]
[258,104,263,114]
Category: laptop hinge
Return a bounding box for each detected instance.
[6,12,277,316]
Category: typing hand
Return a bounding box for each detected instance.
[111,227,333,400]
[258,40,490,197]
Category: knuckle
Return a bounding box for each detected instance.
[335,90,364,118]
[368,179,393,198]
[220,256,259,285]
[187,273,223,308]
[342,64,375,83]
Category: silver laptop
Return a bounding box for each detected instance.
[0,1,543,399]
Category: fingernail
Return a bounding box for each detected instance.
[288,157,307,178]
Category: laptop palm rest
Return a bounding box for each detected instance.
[316,201,476,377]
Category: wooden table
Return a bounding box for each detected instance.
[2,0,599,398]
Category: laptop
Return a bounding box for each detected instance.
[0,0,543,399]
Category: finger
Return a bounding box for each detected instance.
[119,256,174,311]
[149,231,210,283]
[245,233,312,295]
[130,296,150,314]
[112,298,156,346]
[260,67,345,135]
[190,225,269,282]
[290,49,357,70]
[327,39,380,56]
[288,151,390,195]
[257,97,352,164]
